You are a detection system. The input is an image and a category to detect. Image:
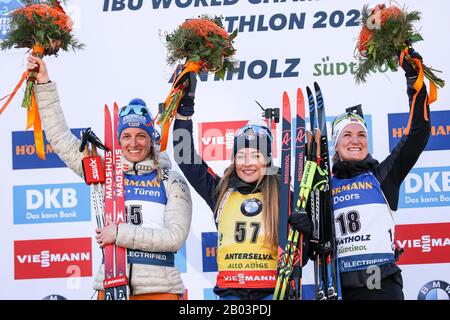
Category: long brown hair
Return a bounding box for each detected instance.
[214,164,280,248]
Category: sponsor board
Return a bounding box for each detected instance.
[201,232,218,273]
[418,280,450,300]
[175,242,187,273]
[388,110,450,152]
[13,183,91,224]
[0,0,23,41]
[399,166,450,208]
[12,128,86,170]
[14,237,92,280]
[395,223,450,265]
[198,120,277,162]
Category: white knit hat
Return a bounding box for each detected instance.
[331,113,368,150]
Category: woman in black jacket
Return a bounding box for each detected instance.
[172,74,310,300]
[330,49,431,300]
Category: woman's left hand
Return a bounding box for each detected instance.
[95,217,118,248]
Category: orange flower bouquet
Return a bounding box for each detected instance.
[158,15,238,151]
[0,0,84,159]
[354,3,444,89]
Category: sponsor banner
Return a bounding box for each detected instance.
[388,110,450,152]
[418,280,450,300]
[400,166,450,208]
[395,223,450,265]
[301,284,316,300]
[12,128,86,170]
[201,232,218,273]
[175,242,187,273]
[203,288,218,300]
[14,237,92,280]
[198,120,277,162]
[13,183,91,224]
[199,120,247,162]
[0,0,23,41]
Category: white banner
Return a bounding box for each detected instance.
[0,0,449,300]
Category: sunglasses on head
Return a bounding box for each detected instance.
[332,112,367,128]
[119,105,149,117]
[236,125,272,141]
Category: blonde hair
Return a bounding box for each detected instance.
[148,142,162,181]
[214,164,280,248]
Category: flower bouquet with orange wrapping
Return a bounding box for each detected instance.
[158,15,238,151]
[354,3,444,89]
[0,0,84,159]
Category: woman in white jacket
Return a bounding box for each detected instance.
[27,55,192,300]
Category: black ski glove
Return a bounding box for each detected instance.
[177,71,197,117]
[399,48,423,78]
[288,211,312,237]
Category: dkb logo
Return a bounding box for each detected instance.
[13,183,91,224]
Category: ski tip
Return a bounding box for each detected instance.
[314,82,321,91]
[113,102,119,112]
[282,92,290,105]
[297,88,305,117]
[104,104,110,112]
[306,86,312,96]
[297,88,305,101]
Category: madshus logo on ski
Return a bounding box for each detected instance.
[201,232,218,272]
[395,222,450,265]
[14,237,92,280]
[13,182,91,225]
[399,166,450,209]
[418,280,450,300]
[0,0,23,40]
[12,128,87,170]
[388,110,450,151]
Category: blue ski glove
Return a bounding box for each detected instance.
[177,71,197,117]
[399,48,423,78]
[288,211,312,237]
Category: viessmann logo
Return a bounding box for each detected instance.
[198,121,278,161]
[14,238,92,280]
[198,121,247,161]
[395,223,450,265]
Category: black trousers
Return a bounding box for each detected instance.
[342,273,405,300]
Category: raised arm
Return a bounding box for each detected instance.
[375,49,431,210]
[172,73,221,212]
[29,56,85,178]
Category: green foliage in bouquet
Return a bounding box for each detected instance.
[0,0,84,56]
[165,15,238,80]
[355,3,444,88]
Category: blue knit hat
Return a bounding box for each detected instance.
[117,98,155,141]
